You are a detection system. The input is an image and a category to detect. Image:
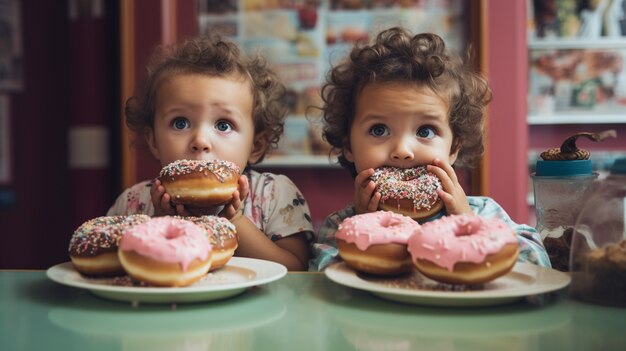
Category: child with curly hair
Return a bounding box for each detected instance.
[310,27,549,271]
[108,35,313,270]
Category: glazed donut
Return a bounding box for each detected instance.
[407,215,519,285]
[177,215,238,271]
[336,211,421,275]
[159,159,240,207]
[69,215,151,276]
[118,217,213,287]
[371,166,444,221]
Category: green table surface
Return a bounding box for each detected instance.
[1,269,624,351]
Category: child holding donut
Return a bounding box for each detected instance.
[310,27,549,271]
[107,34,313,271]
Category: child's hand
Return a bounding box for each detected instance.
[353,168,381,214]
[150,179,188,216]
[219,174,249,222]
[427,159,473,216]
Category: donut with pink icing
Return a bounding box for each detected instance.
[336,211,421,275]
[159,159,241,207]
[118,216,213,287]
[407,214,519,284]
[371,166,444,221]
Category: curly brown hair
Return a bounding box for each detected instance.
[321,27,492,176]
[125,34,287,164]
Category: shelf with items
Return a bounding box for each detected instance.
[527,47,626,124]
[527,0,626,125]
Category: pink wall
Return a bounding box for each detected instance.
[486,0,529,223]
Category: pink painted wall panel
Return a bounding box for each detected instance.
[486,0,529,223]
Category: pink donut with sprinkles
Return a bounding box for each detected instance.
[407,214,519,285]
[118,216,213,287]
[159,159,241,207]
[69,215,151,276]
[336,211,421,275]
[371,166,443,221]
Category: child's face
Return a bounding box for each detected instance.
[344,82,458,172]
[146,74,263,171]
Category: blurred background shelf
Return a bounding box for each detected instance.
[528,113,626,124]
[258,155,338,168]
[528,37,626,49]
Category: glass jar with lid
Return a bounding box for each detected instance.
[531,130,616,271]
[531,158,598,272]
[570,157,626,307]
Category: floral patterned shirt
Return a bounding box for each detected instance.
[309,196,551,271]
[108,169,314,242]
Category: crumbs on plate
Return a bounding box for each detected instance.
[357,271,485,292]
[84,271,233,288]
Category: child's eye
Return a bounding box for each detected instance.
[417,126,436,139]
[215,120,233,132]
[172,117,190,130]
[369,124,389,137]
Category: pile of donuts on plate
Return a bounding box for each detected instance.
[68,214,238,287]
[68,215,238,287]
[336,211,519,285]
[68,159,243,287]
[336,166,519,285]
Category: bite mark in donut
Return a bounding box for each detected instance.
[159,159,241,207]
[371,166,443,221]
[336,211,421,275]
[407,214,519,285]
[69,215,151,276]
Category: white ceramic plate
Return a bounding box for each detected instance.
[325,262,571,307]
[47,257,287,304]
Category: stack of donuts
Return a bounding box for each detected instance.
[69,215,238,287]
[336,211,519,285]
[68,159,243,287]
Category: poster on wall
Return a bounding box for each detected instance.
[198,0,467,162]
[0,0,23,91]
[0,95,10,184]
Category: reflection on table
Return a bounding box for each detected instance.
[1,270,624,351]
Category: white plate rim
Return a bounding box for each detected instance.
[324,262,571,306]
[46,257,287,302]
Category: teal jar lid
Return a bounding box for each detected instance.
[535,159,593,177]
[610,157,626,175]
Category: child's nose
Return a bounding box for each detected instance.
[190,128,212,153]
[391,138,415,161]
